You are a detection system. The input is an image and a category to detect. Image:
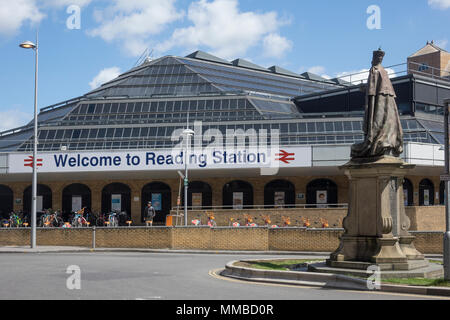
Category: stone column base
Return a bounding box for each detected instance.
[399,235,425,260]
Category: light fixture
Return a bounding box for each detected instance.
[19,41,37,50]
[20,33,39,249]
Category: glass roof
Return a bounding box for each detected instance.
[0,51,444,153]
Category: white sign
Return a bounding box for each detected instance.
[233,192,244,209]
[403,189,409,206]
[316,190,328,208]
[72,196,82,212]
[423,189,430,206]
[7,147,311,174]
[37,196,43,212]
[111,194,121,211]
[274,191,285,208]
[192,193,202,209]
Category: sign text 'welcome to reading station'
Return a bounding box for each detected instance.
[8,147,310,173]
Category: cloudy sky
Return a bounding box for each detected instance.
[0,0,448,131]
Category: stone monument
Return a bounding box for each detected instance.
[310,49,442,278]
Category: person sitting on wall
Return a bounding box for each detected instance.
[144,201,156,227]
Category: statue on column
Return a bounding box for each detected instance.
[351,48,403,159]
[307,49,441,278]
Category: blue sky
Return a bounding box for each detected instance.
[0,0,448,131]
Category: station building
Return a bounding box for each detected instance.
[0,49,449,227]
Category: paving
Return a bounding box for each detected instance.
[0,249,447,300]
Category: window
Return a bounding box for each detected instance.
[87,104,96,114]
[114,128,123,138]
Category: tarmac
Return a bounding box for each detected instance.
[0,245,448,298]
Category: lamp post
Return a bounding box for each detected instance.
[183,129,195,226]
[20,35,38,249]
[444,98,450,280]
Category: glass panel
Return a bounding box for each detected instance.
[89,129,98,139]
[118,103,126,113]
[80,129,89,139]
[316,122,325,132]
[307,123,316,133]
[103,103,111,114]
[111,103,119,113]
[131,128,140,137]
[98,128,106,138]
[87,104,96,114]
[126,103,134,113]
[106,128,115,138]
[114,128,123,138]
[64,130,73,139]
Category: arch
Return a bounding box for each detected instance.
[23,184,53,216]
[440,181,445,206]
[403,178,414,207]
[62,184,92,217]
[182,181,213,209]
[141,182,172,223]
[223,180,253,209]
[264,179,295,208]
[0,185,13,219]
[101,183,131,218]
[306,179,338,207]
[419,179,434,206]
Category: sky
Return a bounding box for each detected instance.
[0,0,449,132]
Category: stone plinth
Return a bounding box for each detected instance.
[327,156,437,276]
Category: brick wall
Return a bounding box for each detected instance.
[184,208,347,228]
[2,175,445,229]
[0,227,444,254]
[269,228,342,252]
[406,206,445,231]
[411,231,443,254]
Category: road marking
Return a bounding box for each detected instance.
[208,268,450,300]
[136,296,162,300]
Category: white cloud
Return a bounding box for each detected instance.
[428,0,450,9]
[262,33,292,58]
[0,0,45,36]
[298,66,331,79]
[89,67,121,89]
[157,0,291,60]
[436,39,448,49]
[308,66,326,75]
[336,68,397,84]
[39,0,92,8]
[88,0,184,56]
[0,109,33,132]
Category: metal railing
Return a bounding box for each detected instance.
[334,61,449,86]
[172,204,349,211]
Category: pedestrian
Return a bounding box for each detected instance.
[144,201,156,226]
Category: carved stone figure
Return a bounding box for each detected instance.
[351,49,403,159]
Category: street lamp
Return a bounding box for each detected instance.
[444,98,450,280]
[20,36,38,249]
[183,128,195,226]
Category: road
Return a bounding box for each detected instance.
[0,252,445,300]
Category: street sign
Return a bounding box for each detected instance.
[441,175,450,181]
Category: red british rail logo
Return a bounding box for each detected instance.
[24,156,43,168]
[276,150,295,164]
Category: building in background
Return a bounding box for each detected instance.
[0,48,449,229]
[408,41,450,79]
